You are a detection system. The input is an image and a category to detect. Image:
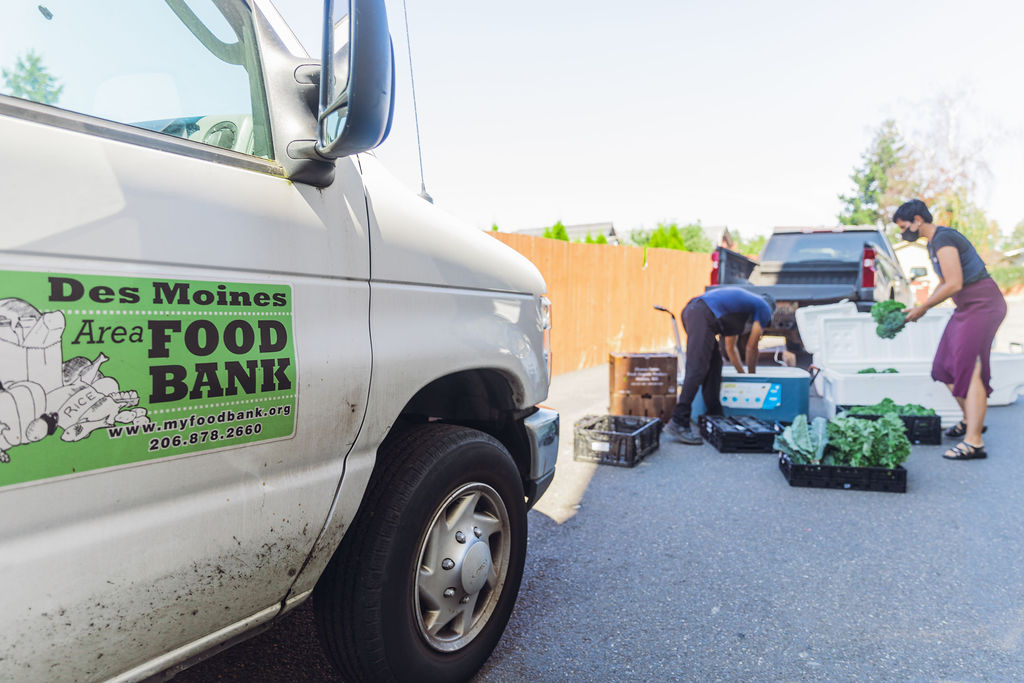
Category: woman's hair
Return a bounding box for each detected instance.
[892,199,933,224]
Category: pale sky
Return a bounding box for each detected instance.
[276,0,1024,239]
[4,2,1020,239]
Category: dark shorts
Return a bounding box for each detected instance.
[932,277,1006,398]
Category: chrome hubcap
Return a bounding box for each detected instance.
[413,482,510,652]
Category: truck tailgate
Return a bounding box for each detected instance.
[737,283,861,303]
[748,262,859,287]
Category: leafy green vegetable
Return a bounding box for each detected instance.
[826,416,874,466]
[870,299,905,323]
[825,414,910,468]
[845,398,936,416]
[873,413,912,468]
[871,300,907,339]
[857,367,899,374]
[774,414,828,465]
[899,403,933,415]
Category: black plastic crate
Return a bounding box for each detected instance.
[838,406,941,445]
[699,415,779,453]
[778,454,907,493]
[573,415,661,467]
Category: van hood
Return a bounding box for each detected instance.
[359,155,546,295]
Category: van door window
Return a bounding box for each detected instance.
[0,2,272,159]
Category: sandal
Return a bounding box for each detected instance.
[943,441,987,460]
[944,420,987,438]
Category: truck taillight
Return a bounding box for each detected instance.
[861,247,876,288]
[710,251,719,285]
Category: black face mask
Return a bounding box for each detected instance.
[901,228,918,242]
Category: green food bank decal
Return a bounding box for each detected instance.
[0,271,296,488]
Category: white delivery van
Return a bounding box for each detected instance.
[0,1,558,681]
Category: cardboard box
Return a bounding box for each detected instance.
[609,392,677,421]
[609,353,677,395]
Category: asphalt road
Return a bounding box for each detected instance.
[178,300,1024,682]
[475,369,1024,682]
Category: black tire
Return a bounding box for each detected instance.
[314,423,527,683]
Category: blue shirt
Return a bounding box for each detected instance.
[698,287,773,336]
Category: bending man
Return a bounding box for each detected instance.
[664,286,775,444]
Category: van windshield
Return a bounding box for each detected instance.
[0,1,272,158]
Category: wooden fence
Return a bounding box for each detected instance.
[490,233,711,375]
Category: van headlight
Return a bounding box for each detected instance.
[539,296,552,387]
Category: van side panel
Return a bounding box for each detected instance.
[0,110,371,680]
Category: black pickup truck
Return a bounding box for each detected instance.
[708,226,913,357]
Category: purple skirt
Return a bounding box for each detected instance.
[932,277,1006,398]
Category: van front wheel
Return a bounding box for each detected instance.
[314,423,527,683]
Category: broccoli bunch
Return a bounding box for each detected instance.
[871,300,907,339]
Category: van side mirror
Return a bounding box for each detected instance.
[316,0,395,159]
[909,267,927,281]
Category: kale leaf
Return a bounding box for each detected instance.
[845,399,936,416]
[826,417,875,467]
[873,413,912,468]
[898,403,935,416]
[826,414,911,468]
[871,300,908,339]
[774,414,828,465]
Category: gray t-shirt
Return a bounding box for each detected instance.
[929,226,989,285]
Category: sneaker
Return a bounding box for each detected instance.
[663,420,703,445]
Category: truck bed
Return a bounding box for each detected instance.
[711,248,864,306]
[707,230,911,357]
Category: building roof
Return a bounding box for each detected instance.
[515,222,619,243]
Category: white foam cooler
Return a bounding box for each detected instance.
[795,303,1024,427]
[796,303,954,392]
[793,300,858,370]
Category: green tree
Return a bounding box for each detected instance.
[629,228,651,247]
[1,50,63,105]
[731,230,766,256]
[898,93,1001,257]
[838,120,912,231]
[490,223,499,232]
[634,222,711,252]
[542,220,569,241]
[582,232,608,244]
[1002,219,1024,251]
[931,191,1001,259]
[841,98,1000,250]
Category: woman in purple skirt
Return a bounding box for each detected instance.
[896,199,1007,460]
